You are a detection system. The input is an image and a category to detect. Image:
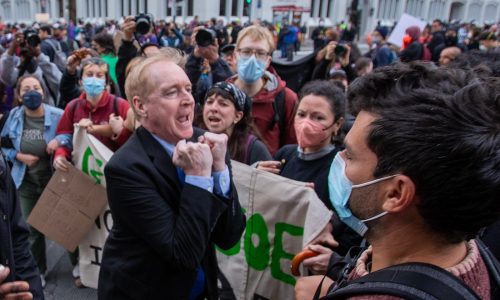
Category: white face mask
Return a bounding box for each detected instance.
[479,45,487,51]
[328,153,398,236]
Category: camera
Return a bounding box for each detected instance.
[334,43,346,56]
[135,13,153,35]
[23,29,41,47]
[195,28,216,47]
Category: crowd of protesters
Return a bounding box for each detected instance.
[0,13,498,300]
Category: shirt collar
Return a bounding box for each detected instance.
[152,134,176,157]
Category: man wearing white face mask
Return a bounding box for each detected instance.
[227,25,298,155]
[295,62,500,300]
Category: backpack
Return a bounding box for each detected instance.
[316,238,500,300]
[47,39,67,72]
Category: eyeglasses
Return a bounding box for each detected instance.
[236,48,270,60]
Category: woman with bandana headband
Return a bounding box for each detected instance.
[0,74,66,287]
[257,80,362,260]
[201,82,272,165]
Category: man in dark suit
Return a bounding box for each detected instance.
[97,55,246,299]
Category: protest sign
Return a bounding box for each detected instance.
[27,164,107,252]
[387,13,427,48]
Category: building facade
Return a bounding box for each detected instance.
[1,0,498,36]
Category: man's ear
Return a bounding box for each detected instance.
[382,175,416,213]
[132,96,147,119]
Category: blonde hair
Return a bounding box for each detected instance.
[125,53,186,120]
[236,25,275,52]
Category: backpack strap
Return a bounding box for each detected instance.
[326,262,481,300]
[268,90,286,130]
[267,90,287,146]
[243,134,257,165]
[70,99,81,122]
[113,95,118,116]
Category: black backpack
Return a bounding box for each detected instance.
[315,238,500,300]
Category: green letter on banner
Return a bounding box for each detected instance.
[271,223,303,285]
[82,147,104,184]
[244,213,270,270]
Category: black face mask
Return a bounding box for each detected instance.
[22,90,43,110]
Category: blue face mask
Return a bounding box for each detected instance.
[237,55,266,83]
[22,90,43,110]
[328,153,398,236]
[82,77,106,98]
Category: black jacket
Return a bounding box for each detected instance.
[0,154,43,299]
[116,40,138,97]
[98,127,245,300]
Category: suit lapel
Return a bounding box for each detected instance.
[136,127,182,195]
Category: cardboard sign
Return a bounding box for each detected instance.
[387,13,427,48]
[27,164,108,252]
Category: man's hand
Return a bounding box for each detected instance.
[173,140,213,177]
[122,16,136,42]
[301,222,338,274]
[339,44,351,67]
[302,244,333,275]
[0,265,33,300]
[198,132,227,172]
[295,275,332,300]
[324,41,337,60]
[8,32,24,56]
[109,113,124,136]
[66,54,79,75]
[15,153,39,167]
[78,118,93,129]
[29,45,41,58]
[53,156,70,172]
[46,139,59,155]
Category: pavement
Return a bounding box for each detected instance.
[43,240,97,299]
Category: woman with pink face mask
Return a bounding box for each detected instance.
[257,80,361,256]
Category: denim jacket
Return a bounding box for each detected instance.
[0,104,68,188]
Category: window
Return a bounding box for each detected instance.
[310,0,316,17]
[232,0,238,16]
[188,0,193,16]
[220,0,226,16]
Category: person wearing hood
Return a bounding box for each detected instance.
[228,25,298,155]
[1,74,65,288]
[399,26,430,62]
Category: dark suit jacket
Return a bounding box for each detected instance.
[98,127,245,300]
